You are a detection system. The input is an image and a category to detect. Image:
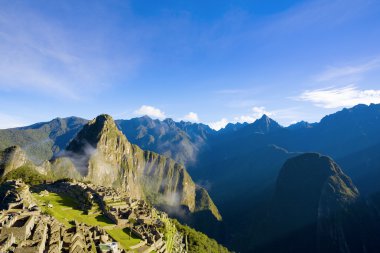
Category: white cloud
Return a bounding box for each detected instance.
[0,113,26,129]
[208,106,273,130]
[315,59,380,82]
[208,118,229,130]
[234,106,272,123]
[298,85,380,108]
[134,105,166,119]
[181,112,200,122]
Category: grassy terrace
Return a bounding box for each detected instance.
[32,192,142,251]
[107,228,140,249]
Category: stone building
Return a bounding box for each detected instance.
[1,215,35,241]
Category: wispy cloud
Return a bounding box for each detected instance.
[314,59,380,82]
[264,0,373,35]
[134,105,166,119]
[180,112,200,122]
[0,3,141,99]
[298,85,380,108]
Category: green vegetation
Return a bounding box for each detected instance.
[195,187,222,221]
[163,221,176,253]
[33,192,142,250]
[33,192,112,227]
[172,219,230,253]
[2,165,51,185]
[106,228,140,249]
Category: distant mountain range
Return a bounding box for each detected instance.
[116,116,214,166]
[1,115,221,221]
[1,103,380,252]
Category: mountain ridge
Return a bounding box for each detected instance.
[60,114,222,221]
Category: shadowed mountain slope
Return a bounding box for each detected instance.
[254,153,374,253]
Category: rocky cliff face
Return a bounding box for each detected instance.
[256,153,359,253]
[0,145,53,177]
[0,146,29,177]
[60,114,221,220]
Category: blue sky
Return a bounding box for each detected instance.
[1,0,380,129]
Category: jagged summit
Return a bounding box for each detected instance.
[116,115,214,166]
[287,120,314,130]
[66,114,122,153]
[245,114,283,134]
[219,122,248,134]
[87,114,116,132]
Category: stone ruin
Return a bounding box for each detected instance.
[0,180,122,253]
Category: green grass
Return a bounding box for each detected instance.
[33,192,112,227]
[106,228,141,250]
[33,192,142,250]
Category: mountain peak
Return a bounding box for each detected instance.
[91,114,115,129]
[95,113,113,121]
[275,152,359,219]
[249,114,282,134]
[258,153,359,251]
[66,114,121,154]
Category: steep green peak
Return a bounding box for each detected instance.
[89,114,115,130]
[93,113,113,122]
[66,114,125,153]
